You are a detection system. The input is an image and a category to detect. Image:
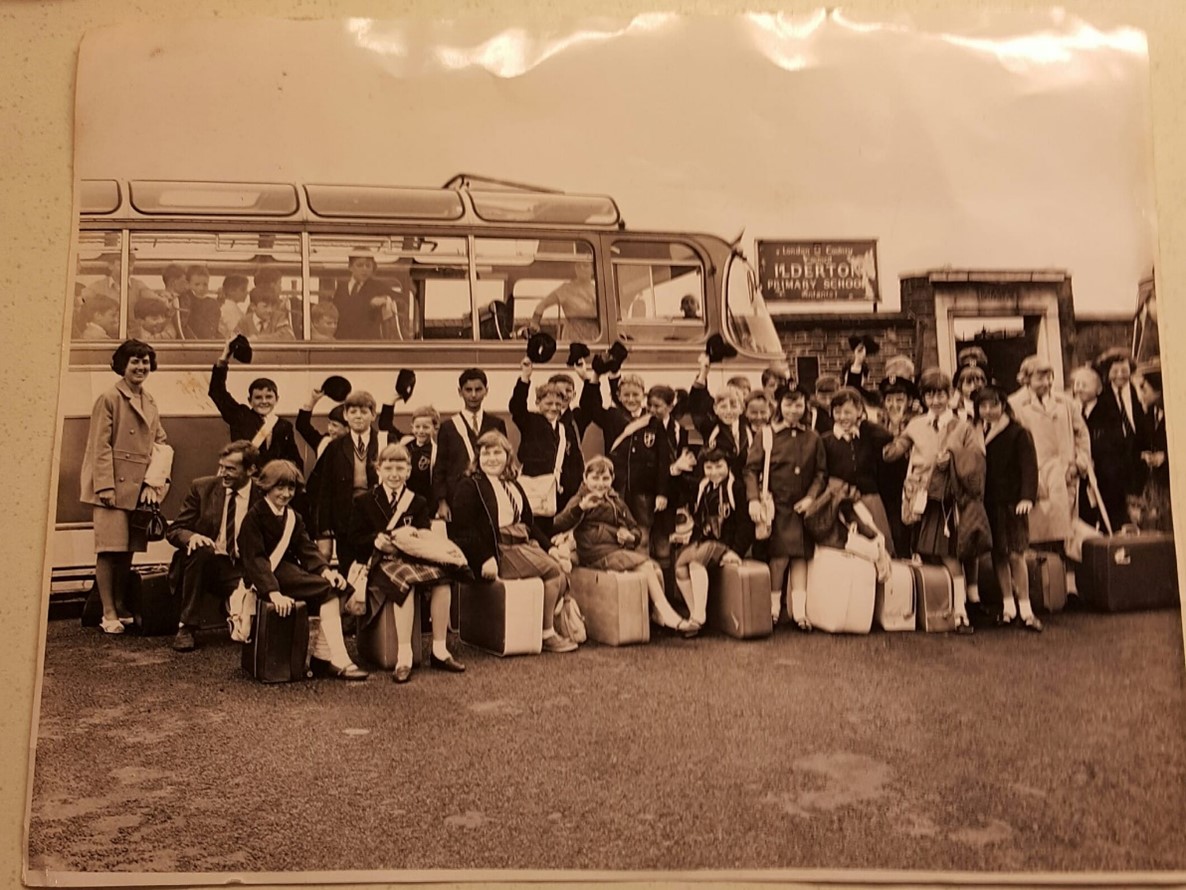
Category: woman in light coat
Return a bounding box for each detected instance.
[80,339,170,633]
[1008,356,1090,546]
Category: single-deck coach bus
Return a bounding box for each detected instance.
[55,175,785,571]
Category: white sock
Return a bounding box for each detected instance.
[310,620,333,661]
[432,639,451,661]
[542,628,557,640]
[771,591,781,620]
[1017,599,1035,622]
[966,584,980,605]
[1002,597,1018,621]
[396,644,413,670]
[790,588,808,622]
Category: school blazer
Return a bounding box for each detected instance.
[432,412,507,507]
[580,379,670,498]
[448,474,551,573]
[237,501,327,596]
[309,429,382,533]
[346,485,434,561]
[690,474,755,556]
[166,475,263,550]
[333,277,394,341]
[688,381,753,468]
[80,379,168,510]
[510,379,584,501]
[983,420,1039,507]
[207,362,301,468]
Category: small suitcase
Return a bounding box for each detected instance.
[708,560,773,639]
[458,578,544,656]
[911,562,956,633]
[805,548,876,634]
[1079,532,1181,612]
[875,561,916,631]
[356,594,424,669]
[569,568,650,646]
[242,600,310,683]
[1027,550,1067,614]
[127,565,180,636]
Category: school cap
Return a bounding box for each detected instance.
[592,340,630,375]
[956,345,991,370]
[526,331,558,364]
[566,342,591,367]
[228,334,253,364]
[395,368,417,402]
[847,333,880,355]
[321,375,352,402]
[705,333,738,364]
[327,404,347,425]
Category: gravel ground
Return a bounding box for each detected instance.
[25,608,1186,879]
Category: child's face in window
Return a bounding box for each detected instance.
[326,420,348,439]
[745,398,771,430]
[252,301,277,323]
[459,380,488,412]
[619,384,644,415]
[410,416,436,443]
[923,388,950,414]
[884,393,908,421]
[538,393,565,424]
[345,405,375,432]
[832,400,861,431]
[702,459,730,486]
[265,481,296,510]
[249,387,277,417]
[715,396,741,426]
[780,395,806,426]
[349,257,376,283]
[378,458,411,489]
[648,396,672,422]
[141,313,170,335]
[312,313,339,339]
[188,275,210,299]
[225,283,248,303]
[478,444,508,476]
[585,468,614,496]
[94,307,119,336]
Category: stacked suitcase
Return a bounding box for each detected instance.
[805,548,876,634]
[457,578,545,656]
[708,561,773,639]
[1078,532,1180,612]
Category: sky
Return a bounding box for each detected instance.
[74,10,1157,315]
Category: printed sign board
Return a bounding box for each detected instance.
[757,239,879,303]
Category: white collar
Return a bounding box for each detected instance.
[264,499,287,517]
[234,482,252,500]
[382,484,404,501]
[832,424,860,441]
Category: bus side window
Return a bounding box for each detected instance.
[611,240,706,344]
[476,238,600,342]
[72,231,124,342]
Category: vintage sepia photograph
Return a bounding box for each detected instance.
[23,10,1185,884]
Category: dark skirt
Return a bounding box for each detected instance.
[587,549,651,572]
[914,498,958,559]
[770,503,812,559]
[987,501,1030,557]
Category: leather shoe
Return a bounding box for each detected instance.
[430,653,466,673]
[308,656,335,678]
[172,628,197,652]
[331,662,369,681]
[392,665,413,684]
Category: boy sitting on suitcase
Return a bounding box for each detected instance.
[670,448,755,634]
[237,460,367,680]
[553,456,695,636]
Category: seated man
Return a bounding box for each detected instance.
[165,440,262,652]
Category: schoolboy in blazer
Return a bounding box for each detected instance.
[432,368,507,521]
[510,360,585,520]
[208,342,301,468]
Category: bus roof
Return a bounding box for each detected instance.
[80,177,623,229]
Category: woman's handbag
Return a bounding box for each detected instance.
[754,425,775,541]
[129,503,167,542]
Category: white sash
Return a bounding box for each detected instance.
[610,414,651,454]
[452,413,476,463]
[347,487,415,599]
[250,413,279,449]
[228,508,295,643]
[755,425,775,540]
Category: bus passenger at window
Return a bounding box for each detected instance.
[680,294,701,320]
[333,246,400,341]
[185,265,220,340]
[310,302,340,341]
[218,275,250,339]
[82,250,157,314]
[129,296,178,342]
[78,294,119,340]
[235,287,295,341]
[529,258,599,342]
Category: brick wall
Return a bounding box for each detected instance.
[773,313,918,382]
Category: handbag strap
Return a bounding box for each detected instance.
[1084,464,1113,535]
[761,425,773,500]
[269,509,296,570]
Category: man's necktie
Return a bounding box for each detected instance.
[225,492,238,560]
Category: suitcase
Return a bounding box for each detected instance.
[708,560,773,639]
[241,600,310,683]
[1027,551,1067,614]
[910,562,956,633]
[356,594,424,669]
[1079,532,1181,612]
[569,568,650,646]
[458,578,544,656]
[875,561,916,631]
[805,548,876,634]
[80,565,178,634]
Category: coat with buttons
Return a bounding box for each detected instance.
[80,379,168,510]
[743,423,826,558]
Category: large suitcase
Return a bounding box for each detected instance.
[875,561,916,631]
[805,548,876,634]
[241,600,310,683]
[80,565,178,634]
[1079,532,1181,612]
[911,562,955,633]
[708,560,773,639]
[356,594,424,669]
[1027,551,1067,614]
[458,578,544,656]
[569,568,650,646]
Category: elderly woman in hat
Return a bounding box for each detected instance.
[1008,355,1091,555]
[80,339,171,634]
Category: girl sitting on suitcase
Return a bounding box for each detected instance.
[553,456,696,636]
[882,369,985,634]
[347,442,466,683]
[745,384,826,630]
[975,384,1041,631]
[448,431,580,654]
[672,447,756,634]
[237,459,368,680]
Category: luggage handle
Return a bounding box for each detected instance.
[1113,547,1131,566]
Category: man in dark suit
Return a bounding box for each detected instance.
[333,246,407,341]
[165,441,262,652]
[1092,348,1149,525]
[432,368,507,522]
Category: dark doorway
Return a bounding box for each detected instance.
[954,316,1039,394]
